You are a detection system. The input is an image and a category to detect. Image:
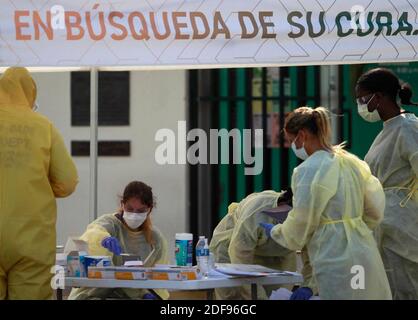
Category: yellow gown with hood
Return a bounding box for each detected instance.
[0,67,78,300]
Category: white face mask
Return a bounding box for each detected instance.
[357,94,381,122]
[291,136,309,160]
[123,211,148,229]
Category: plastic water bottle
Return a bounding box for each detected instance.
[196,236,209,277]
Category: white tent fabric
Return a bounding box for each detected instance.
[1,0,417,221]
[1,0,417,69]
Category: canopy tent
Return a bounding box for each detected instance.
[1,0,417,221]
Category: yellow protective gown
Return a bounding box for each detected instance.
[364,113,418,299]
[69,213,169,300]
[271,150,392,300]
[0,67,78,300]
[209,191,297,300]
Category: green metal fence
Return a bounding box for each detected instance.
[188,62,418,238]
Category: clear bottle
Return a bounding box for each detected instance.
[203,238,211,276]
[196,236,209,277]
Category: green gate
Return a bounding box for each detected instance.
[188,62,418,239]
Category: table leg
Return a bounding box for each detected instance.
[207,289,214,300]
[56,289,63,301]
[251,284,257,300]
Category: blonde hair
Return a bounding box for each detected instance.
[284,106,345,153]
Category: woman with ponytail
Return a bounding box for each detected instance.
[260,106,392,300]
[356,68,418,300]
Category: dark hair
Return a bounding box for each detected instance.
[277,188,293,206]
[121,181,155,209]
[120,181,156,244]
[356,68,418,106]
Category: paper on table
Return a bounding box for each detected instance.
[260,204,292,224]
[207,269,234,279]
[123,260,144,267]
[269,288,321,300]
[121,246,156,267]
[215,263,288,277]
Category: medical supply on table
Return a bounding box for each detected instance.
[124,260,144,267]
[88,267,117,279]
[196,236,210,277]
[65,238,89,277]
[175,233,193,266]
[83,256,112,275]
[115,267,148,280]
[67,255,87,277]
[121,253,142,264]
[149,266,199,281]
[87,265,199,281]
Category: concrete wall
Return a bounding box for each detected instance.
[31,70,188,262]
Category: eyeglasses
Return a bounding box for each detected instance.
[123,207,150,214]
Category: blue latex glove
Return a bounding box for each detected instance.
[101,236,122,256]
[259,223,274,238]
[143,293,158,300]
[290,287,313,300]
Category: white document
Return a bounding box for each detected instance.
[123,261,144,267]
[207,269,234,279]
[215,263,288,277]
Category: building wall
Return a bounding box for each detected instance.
[31,70,188,262]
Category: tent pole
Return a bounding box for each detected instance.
[321,65,341,144]
[329,65,341,144]
[90,67,99,222]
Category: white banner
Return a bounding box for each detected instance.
[1,0,418,68]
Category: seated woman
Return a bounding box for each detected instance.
[69,181,169,300]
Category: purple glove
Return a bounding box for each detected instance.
[290,287,313,300]
[101,236,122,256]
[143,293,158,300]
[259,223,274,238]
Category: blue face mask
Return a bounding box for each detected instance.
[291,136,309,160]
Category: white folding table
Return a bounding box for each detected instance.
[58,272,303,300]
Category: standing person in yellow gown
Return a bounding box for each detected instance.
[261,106,392,300]
[356,68,418,299]
[0,67,78,300]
